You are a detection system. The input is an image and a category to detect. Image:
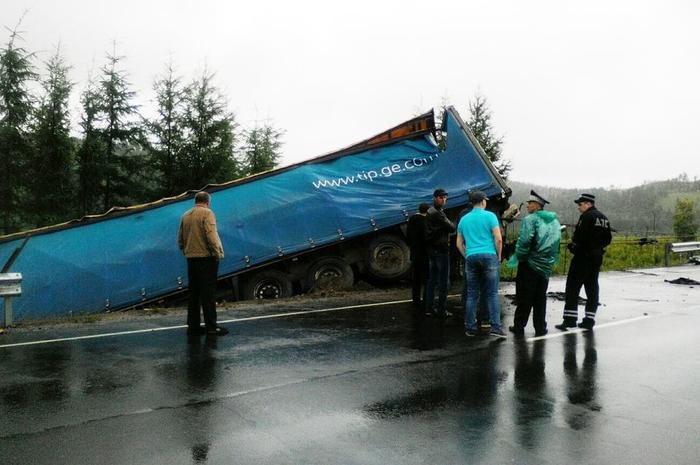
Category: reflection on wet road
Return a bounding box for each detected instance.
[0,266,699,464]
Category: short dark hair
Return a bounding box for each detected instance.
[418,203,430,214]
[469,190,487,205]
[195,191,210,204]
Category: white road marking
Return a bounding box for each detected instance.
[0,296,655,349]
[526,315,654,341]
[0,299,413,349]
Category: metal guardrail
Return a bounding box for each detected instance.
[0,273,22,327]
[664,241,700,267]
[670,241,700,253]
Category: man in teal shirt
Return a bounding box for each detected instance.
[507,190,561,336]
[456,191,505,337]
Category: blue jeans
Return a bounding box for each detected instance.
[464,254,501,331]
[424,250,450,314]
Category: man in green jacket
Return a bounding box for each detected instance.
[507,190,561,336]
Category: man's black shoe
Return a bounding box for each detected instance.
[534,329,549,337]
[508,326,524,336]
[187,326,207,336]
[555,322,576,331]
[437,311,454,318]
[206,326,229,336]
[578,321,594,330]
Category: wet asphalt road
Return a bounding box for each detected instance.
[1,266,699,465]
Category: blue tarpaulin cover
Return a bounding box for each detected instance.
[0,109,506,320]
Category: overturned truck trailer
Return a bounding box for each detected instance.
[0,106,511,321]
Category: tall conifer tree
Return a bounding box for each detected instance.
[31,45,74,226]
[76,75,104,215]
[468,93,511,180]
[0,25,36,233]
[149,62,185,197]
[98,47,142,210]
[181,71,238,189]
[242,124,283,176]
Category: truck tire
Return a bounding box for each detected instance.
[306,256,354,292]
[242,270,293,300]
[366,234,411,281]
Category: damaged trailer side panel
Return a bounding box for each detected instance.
[0,107,509,321]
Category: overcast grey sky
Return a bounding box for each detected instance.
[3,0,699,188]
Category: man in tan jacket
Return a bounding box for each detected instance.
[178,191,228,336]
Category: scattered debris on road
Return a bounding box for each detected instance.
[664,277,700,286]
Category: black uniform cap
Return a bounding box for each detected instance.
[574,193,596,204]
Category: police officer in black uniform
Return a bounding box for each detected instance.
[555,193,612,331]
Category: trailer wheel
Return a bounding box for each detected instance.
[306,256,354,292]
[366,234,411,281]
[242,270,293,300]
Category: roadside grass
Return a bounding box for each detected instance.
[4,305,178,331]
[5,312,103,330]
[72,314,102,324]
[501,235,691,279]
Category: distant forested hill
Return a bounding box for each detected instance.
[507,176,700,236]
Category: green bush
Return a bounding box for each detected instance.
[501,235,687,279]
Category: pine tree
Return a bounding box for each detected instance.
[242,124,283,176]
[30,45,75,226]
[76,76,104,216]
[0,24,36,233]
[97,48,143,210]
[149,62,185,197]
[181,71,238,189]
[467,93,511,179]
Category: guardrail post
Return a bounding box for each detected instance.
[3,297,12,328]
[0,273,22,328]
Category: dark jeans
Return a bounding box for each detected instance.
[563,254,602,324]
[424,250,450,314]
[411,255,429,308]
[187,257,219,329]
[513,261,549,333]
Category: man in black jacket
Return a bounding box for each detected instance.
[555,194,612,331]
[407,203,430,309]
[424,189,456,317]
